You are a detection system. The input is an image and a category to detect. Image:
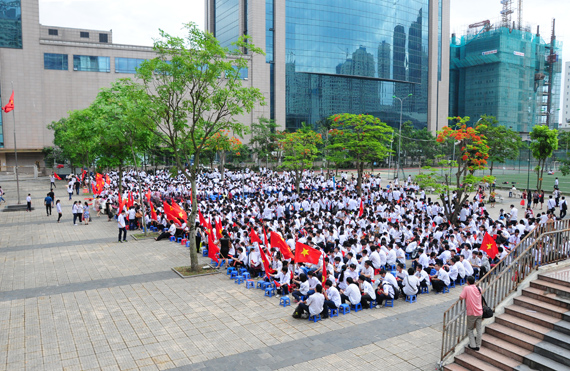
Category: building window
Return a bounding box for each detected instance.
[80,31,89,38]
[0,0,23,49]
[229,65,248,80]
[44,53,68,70]
[99,33,108,43]
[48,29,58,36]
[115,57,145,74]
[73,55,110,72]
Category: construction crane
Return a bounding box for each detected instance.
[469,20,492,32]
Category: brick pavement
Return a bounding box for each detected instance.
[0,177,477,370]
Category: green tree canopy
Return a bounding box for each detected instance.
[478,115,524,175]
[280,123,322,190]
[530,125,558,190]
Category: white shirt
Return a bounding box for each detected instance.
[306,292,325,316]
[382,272,398,289]
[326,286,342,307]
[118,214,126,228]
[437,268,451,286]
[344,283,362,305]
[403,274,420,296]
[360,280,376,300]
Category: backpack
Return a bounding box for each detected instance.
[410,247,420,260]
[389,283,401,300]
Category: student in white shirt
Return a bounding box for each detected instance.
[376,281,395,306]
[291,273,309,303]
[340,277,362,305]
[415,265,430,289]
[402,268,420,296]
[293,284,325,319]
[430,263,450,292]
[272,267,291,296]
[117,210,127,243]
[358,275,376,308]
[322,280,341,317]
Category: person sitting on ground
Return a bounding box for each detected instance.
[292,284,324,320]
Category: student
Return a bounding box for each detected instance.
[430,263,450,293]
[358,274,376,309]
[339,277,361,306]
[231,247,247,269]
[292,284,325,320]
[56,200,63,223]
[322,280,341,317]
[67,183,73,200]
[117,209,127,243]
[272,266,291,296]
[291,273,309,303]
[26,193,32,212]
[376,279,395,306]
[459,276,483,351]
[402,268,420,297]
[83,201,90,225]
[415,265,429,289]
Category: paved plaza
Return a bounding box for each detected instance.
[0,176,515,370]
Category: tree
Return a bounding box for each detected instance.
[280,123,322,191]
[558,131,570,153]
[250,117,283,168]
[327,113,392,196]
[530,125,558,191]
[135,22,265,271]
[400,121,437,166]
[434,117,490,223]
[478,115,524,175]
[203,129,242,179]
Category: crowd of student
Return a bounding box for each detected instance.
[72,166,559,320]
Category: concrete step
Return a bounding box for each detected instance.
[524,351,570,371]
[544,329,570,351]
[454,353,503,371]
[514,295,568,319]
[481,333,531,363]
[505,304,559,331]
[495,313,550,339]
[534,340,570,367]
[530,279,570,299]
[522,286,570,310]
[464,346,521,371]
[485,323,541,351]
[539,270,570,288]
[443,364,470,371]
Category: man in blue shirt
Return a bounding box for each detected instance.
[44,193,53,216]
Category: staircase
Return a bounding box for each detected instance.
[444,267,570,371]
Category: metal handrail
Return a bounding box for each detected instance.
[439,219,570,364]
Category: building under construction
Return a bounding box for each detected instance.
[449,18,562,133]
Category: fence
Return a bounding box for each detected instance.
[439,219,570,365]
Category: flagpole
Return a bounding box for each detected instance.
[10,82,20,204]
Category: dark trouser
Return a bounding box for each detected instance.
[249,264,262,278]
[118,227,127,242]
[432,280,446,292]
[129,219,136,230]
[51,181,56,188]
[361,293,373,308]
[278,284,289,296]
[292,290,306,302]
[68,192,72,200]
[322,300,337,318]
[58,213,62,222]
[73,213,78,224]
[27,202,32,211]
[196,237,202,253]
[419,280,428,288]
[46,205,52,215]
[75,186,79,195]
[376,293,391,305]
[340,293,352,304]
[294,302,310,318]
[156,232,171,241]
[561,210,567,219]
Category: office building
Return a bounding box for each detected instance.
[561,61,570,130]
[206,0,451,132]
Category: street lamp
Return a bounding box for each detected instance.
[393,93,413,180]
[526,139,531,190]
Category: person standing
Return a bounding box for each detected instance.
[83,201,90,225]
[118,209,127,243]
[459,276,483,351]
[560,197,568,220]
[67,182,73,200]
[0,186,5,203]
[26,193,32,212]
[50,174,56,188]
[56,200,63,223]
[44,193,53,216]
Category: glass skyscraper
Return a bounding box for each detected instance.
[205,0,449,132]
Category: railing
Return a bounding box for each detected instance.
[440,219,570,365]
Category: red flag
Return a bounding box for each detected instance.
[481,232,499,259]
[150,203,157,221]
[250,227,263,245]
[294,242,321,265]
[322,254,327,285]
[270,232,294,260]
[127,191,134,208]
[145,190,151,203]
[215,218,223,239]
[258,244,272,279]
[359,199,364,217]
[53,173,62,180]
[105,174,111,185]
[199,209,208,228]
[81,169,87,182]
[2,91,14,113]
[207,232,220,263]
[163,201,179,222]
[171,201,187,222]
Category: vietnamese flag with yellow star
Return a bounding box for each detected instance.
[295,242,321,265]
[481,232,498,259]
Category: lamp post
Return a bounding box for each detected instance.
[393,93,413,180]
[527,139,531,190]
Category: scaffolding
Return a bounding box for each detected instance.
[449,25,562,132]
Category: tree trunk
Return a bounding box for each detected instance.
[130,145,148,236]
[489,161,494,176]
[118,163,123,195]
[357,160,363,197]
[181,154,200,272]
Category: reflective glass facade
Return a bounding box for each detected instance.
[0,0,22,49]
[285,0,430,130]
[44,53,69,70]
[73,55,110,72]
[115,57,145,74]
[215,0,240,50]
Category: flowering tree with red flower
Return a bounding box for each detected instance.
[431,116,491,223]
[326,113,393,196]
